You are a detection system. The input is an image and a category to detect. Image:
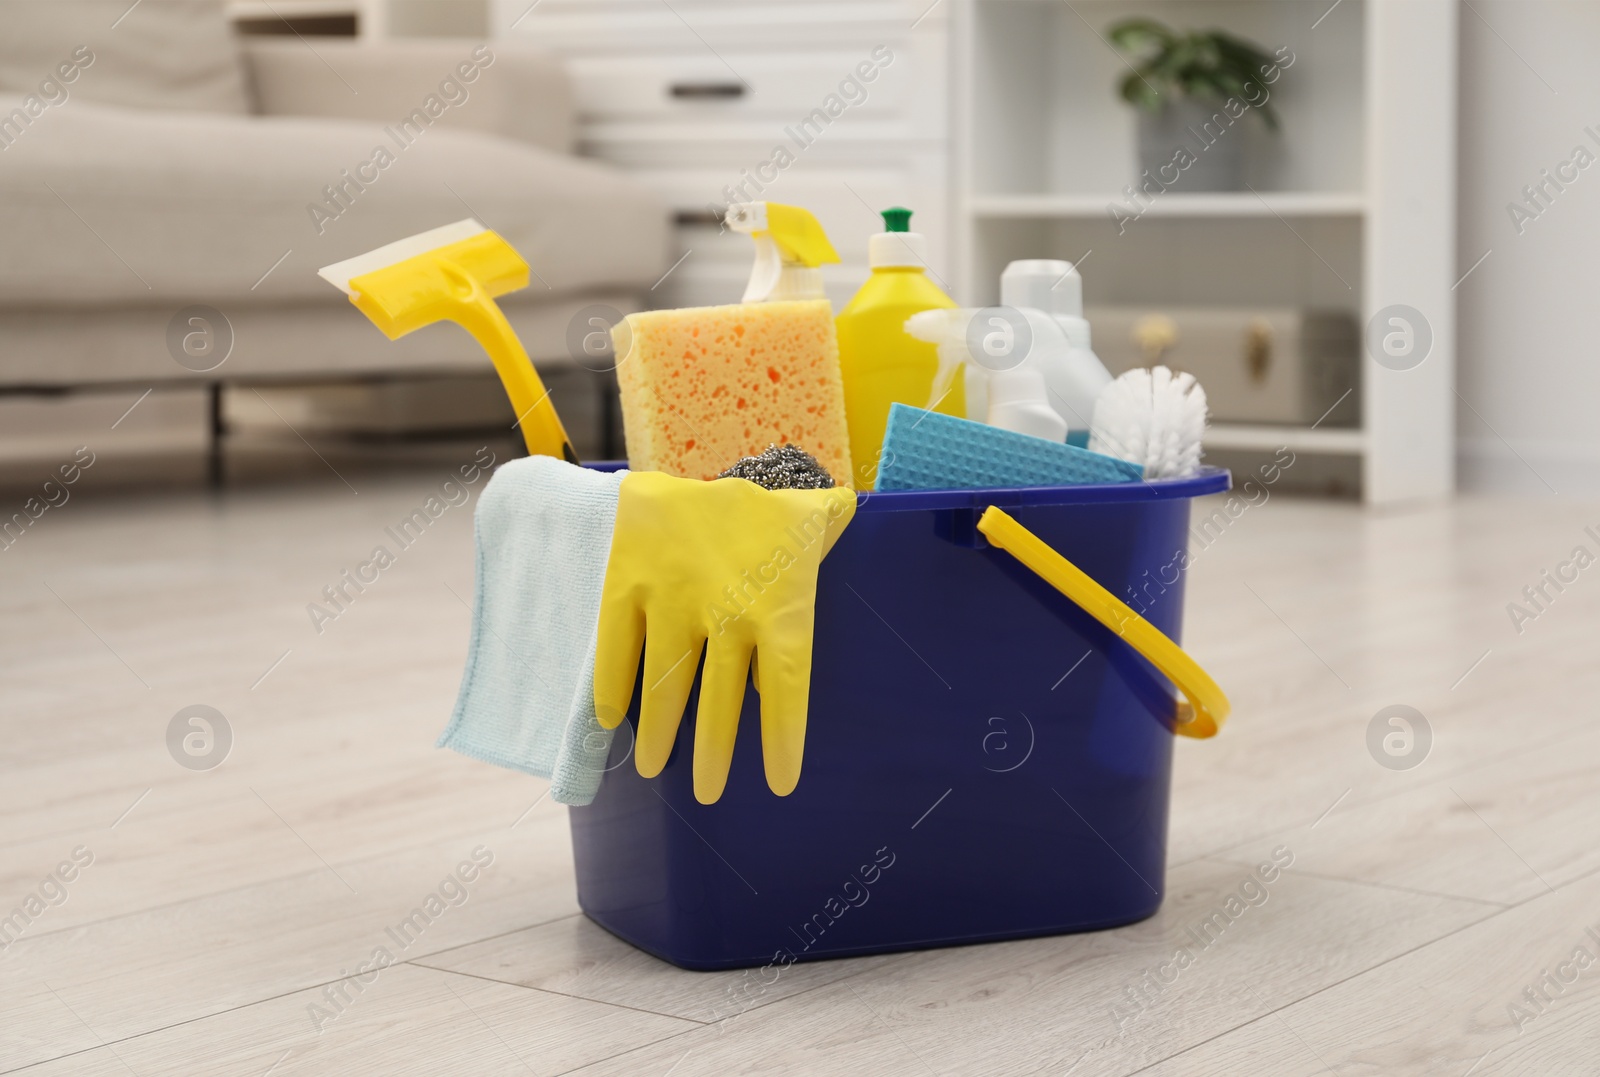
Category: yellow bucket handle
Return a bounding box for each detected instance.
[977,506,1229,739]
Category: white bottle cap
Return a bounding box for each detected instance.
[869,230,929,269]
[1001,259,1083,318]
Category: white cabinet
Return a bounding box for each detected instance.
[496,0,952,310]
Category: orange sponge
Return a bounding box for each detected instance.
[612,299,852,484]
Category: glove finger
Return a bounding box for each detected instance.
[634,621,704,779]
[592,595,644,731]
[692,636,754,805]
[753,620,816,797]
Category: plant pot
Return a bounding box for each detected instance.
[1136,97,1249,193]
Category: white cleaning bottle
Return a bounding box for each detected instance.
[905,260,1113,444]
[994,259,1112,447]
[904,310,1069,441]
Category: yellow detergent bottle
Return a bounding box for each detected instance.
[836,207,960,489]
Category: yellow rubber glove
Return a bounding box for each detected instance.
[593,472,857,804]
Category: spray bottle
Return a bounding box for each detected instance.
[993,259,1110,445]
[905,259,1112,445]
[724,202,840,301]
[904,310,1066,441]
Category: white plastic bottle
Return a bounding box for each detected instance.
[905,259,1113,444]
[903,313,1072,442]
[989,259,1112,446]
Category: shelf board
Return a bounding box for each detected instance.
[1204,423,1366,455]
[970,192,1366,220]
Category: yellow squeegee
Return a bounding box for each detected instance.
[319,219,576,462]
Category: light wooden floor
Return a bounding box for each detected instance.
[5,465,1600,1075]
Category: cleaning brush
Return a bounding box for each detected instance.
[1088,366,1208,479]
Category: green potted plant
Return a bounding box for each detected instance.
[1107,18,1282,192]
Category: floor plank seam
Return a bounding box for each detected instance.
[1199,858,1515,909]
[0,813,578,949]
[1,918,915,1073]
[1,764,542,856]
[0,914,587,1075]
[405,912,585,968]
[412,949,919,1033]
[1119,903,1514,1077]
[537,956,919,1077]
[1184,718,1600,868]
[549,1025,703,1077]
[1502,853,1600,911]
[412,963,714,1026]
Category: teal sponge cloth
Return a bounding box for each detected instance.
[876,403,1144,491]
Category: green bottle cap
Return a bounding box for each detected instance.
[880,207,912,233]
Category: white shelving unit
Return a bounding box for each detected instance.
[952,0,1458,504]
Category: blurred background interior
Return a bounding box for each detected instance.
[0,0,1584,504]
[12,5,1600,1073]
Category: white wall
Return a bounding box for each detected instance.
[1458,0,1600,495]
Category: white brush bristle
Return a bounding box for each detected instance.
[1088,366,1208,479]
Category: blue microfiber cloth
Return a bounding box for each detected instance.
[439,456,625,806]
[876,403,1144,491]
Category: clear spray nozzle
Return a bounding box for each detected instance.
[903,308,975,411]
[725,202,840,303]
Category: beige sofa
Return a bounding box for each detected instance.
[0,1,670,476]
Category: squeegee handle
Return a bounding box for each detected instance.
[452,286,577,464]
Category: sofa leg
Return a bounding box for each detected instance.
[207,381,226,490]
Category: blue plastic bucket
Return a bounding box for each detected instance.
[569,466,1231,970]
